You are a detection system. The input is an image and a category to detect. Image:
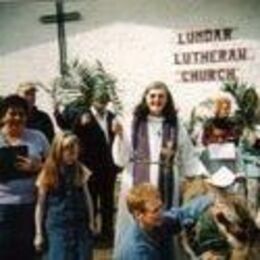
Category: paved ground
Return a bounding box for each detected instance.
[94,248,113,260]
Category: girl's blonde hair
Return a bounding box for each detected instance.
[38,131,84,191]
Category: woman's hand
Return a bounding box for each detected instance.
[16,156,41,173]
[34,233,44,252]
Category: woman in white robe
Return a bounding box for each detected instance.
[112,81,208,259]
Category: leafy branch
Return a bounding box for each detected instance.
[37,59,123,129]
[222,82,259,130]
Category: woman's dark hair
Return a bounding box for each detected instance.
[133,81,177,125]
[0,94,29,120]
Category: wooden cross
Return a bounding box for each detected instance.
[39,0,81,76]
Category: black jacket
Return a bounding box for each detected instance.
[27,107,54,143]
[73,109,121,175]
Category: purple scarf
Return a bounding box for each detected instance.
[132,118,177,208]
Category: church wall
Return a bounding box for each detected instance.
[0,0,260,119]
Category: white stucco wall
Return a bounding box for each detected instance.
[1,0,260,120]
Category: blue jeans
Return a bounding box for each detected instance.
[46,228,93,260]
[0,204,35,260]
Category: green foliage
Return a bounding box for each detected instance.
[187,81,259,144]
[51,59,122,113]
[40,59,123,129]
[222,82,259,130]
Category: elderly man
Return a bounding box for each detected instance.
[17,82,55,142]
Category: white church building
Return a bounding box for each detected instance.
[1,0,260,121]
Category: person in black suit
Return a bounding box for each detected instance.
[73,92,121,245]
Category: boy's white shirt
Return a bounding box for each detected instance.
[90,106,110,143]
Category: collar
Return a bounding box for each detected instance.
[133,222,161,248]
[90,106,108,119]
[147,115,164,123]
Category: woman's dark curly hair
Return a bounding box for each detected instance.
[133,81,177,125]
[0,94,29,120]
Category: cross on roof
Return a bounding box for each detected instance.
[40,0,81,76]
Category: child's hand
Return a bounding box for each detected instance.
[112,120,123,138]
[89,221,98,235]
[34,233,44,252]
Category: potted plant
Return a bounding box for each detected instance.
[221,81,259,147]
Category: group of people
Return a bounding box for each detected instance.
[0,81,120,260]
[0,80,259,260]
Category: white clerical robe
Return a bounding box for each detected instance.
[112,115,208,259]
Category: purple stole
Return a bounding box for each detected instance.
[132,118,177,208]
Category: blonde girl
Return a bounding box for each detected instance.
[34,131,94,260]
